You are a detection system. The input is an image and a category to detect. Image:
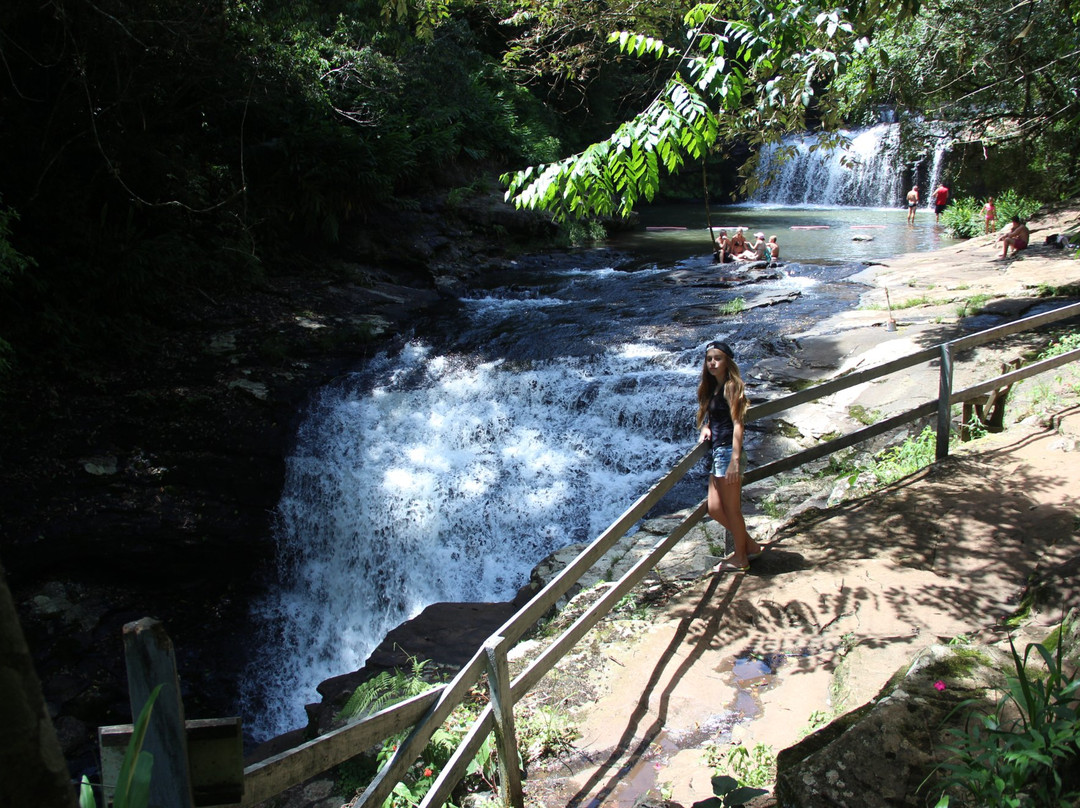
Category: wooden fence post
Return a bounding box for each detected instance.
[122,618,195,808]
[483,636,523,808]
[936,343,954,460]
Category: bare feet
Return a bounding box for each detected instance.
[713,559,750,574]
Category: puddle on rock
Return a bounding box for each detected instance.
[580,713,741,807]
[718,652,783,721]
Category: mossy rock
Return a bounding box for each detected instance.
[775,644,1010,808]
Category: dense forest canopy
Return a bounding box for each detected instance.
[504,0,1080,219]
[1,0,1078,386]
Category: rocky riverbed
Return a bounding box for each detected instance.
[4,195,1078,800]
[247,204,1080,807]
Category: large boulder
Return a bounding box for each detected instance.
[774,644,1010,807]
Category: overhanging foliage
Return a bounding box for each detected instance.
[502,0,920,221]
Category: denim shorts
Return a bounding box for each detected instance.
[709,446,744,477]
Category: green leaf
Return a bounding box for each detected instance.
[79,775,97,808]
[114,685,162,808]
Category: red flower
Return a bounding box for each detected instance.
[423,768,434,778]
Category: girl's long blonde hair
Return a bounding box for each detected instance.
[696,349,748,429]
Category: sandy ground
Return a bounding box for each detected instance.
[520,207,1080,807]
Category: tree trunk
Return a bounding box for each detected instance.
[0,559,77,808]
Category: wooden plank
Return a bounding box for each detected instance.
[354,652,487,808]
[241,688,441,806]
[746,301,1080,425]
[949,300,1080,353]
[417,706,495,808]
[949,347,1080,404]
[122,618,194,808]
[484,637,523,808]
[512,502,709,698]
[491,441,709,648]
[101,719,243,807]
[746,347,939,422]
[937,344,954,460]
[743,402,939,484]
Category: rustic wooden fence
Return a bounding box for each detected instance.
[99,300,1080,808]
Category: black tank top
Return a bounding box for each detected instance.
[708,391,734,449]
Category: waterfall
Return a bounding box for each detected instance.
[751,124,904,207]
[243,329,705,739]
[923,127,951,210]
[750,123,955,208]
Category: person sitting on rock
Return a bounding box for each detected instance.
[729,227,748,255]
[998,215,1030,258]
[715,230,732,263]
[767,235,780,261]
[737,232,768,261]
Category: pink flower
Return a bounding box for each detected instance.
[933,680,946,691]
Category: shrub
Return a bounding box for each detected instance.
[941,196,984,239]
[933,636,1080,807]
[940,190,1042,239]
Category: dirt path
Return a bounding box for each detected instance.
[522,407,1080,808]
[520,208,1080,808]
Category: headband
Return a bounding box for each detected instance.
[706,341,734,359]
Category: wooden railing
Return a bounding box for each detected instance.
[99,300,1080,808]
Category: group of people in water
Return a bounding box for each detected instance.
[714,227,780,264]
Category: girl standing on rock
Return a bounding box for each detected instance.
[697,341,762,573]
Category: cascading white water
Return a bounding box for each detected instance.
[751,124,904,207]
[244,319,709,739]
[923,124,952,210]
[750,123,954,209]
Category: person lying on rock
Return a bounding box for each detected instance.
[998,216,1030,258]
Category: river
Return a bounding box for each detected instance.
[239,200,958,741]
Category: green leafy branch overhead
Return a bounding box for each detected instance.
[502,0,912,221]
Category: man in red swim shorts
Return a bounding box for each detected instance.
[933,183,949,222]
[998,215,1030,258]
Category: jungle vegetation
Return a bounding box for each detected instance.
[1,0,1078,385]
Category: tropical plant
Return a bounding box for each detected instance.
[338,653,441,721]
[940,197,985,239]
[994,190,1044,229]
[941,191,1043,239]
[933,636,1080,807]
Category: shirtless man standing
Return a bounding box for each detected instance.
[906,185,919,224]
[998,216,1030,258]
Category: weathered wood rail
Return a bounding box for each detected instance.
[99,300,1080,808]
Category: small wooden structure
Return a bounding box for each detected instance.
[961,358,1023,439]
[98,619,243,807]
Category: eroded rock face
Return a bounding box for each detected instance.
[774,644,1012,807]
